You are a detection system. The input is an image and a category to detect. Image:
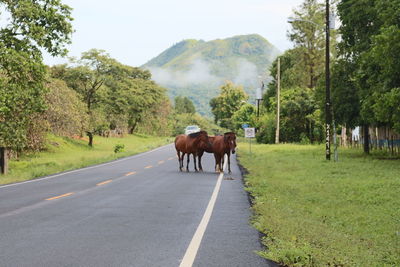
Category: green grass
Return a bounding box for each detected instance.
[1,134,172,185]
[237,143,400,267]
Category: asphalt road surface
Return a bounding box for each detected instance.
[0,144,276,267]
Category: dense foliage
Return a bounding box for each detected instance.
[0,0,73,150]
[50,49,172,145]
[335,0,400,135]
[174,96,195,114]
[259,0,328,144]
[45,79,88,137]
[210,81,249,130]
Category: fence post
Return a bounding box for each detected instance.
[0,147,8,175]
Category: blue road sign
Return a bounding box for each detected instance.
[242,124,249,129]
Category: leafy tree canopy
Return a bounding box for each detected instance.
[210,81,248,130]
[174,96,196,114]
[0,0,73,149]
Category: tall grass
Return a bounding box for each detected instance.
[1,134,172,185]
[238,143,400,266]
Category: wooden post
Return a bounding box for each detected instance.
[0,147,8,175]
[391,135,394,156]
[363,125,370,154]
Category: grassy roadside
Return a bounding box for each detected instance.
[237,143,400,266]
[0,134,172,185]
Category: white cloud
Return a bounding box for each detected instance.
[148,59,220,87]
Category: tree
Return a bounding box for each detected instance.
[264,49,309,111]
[277,87,322,143]
[0,0,73,173]
[45,79,88,137]
[174,96,196,114]
[259,0,336,145]
[210,81,248,130]
[52,51,172,138]
[52,49,116,146]
[288,0,326,89]
[231,104,256,131]
[125,79,168,134]
[336,0,400,152]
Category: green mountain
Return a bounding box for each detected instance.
[142,34,281,117]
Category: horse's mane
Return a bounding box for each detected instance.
[188,130,207,138]
[224,132,235,136]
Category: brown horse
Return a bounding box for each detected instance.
[197,136,216,172]
[174,131,211,172]
[212,132,237,173]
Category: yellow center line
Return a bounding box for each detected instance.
[46,192,74,201]
[145,165,153,169]
[125,171,136,176]
[96,179,112,186]
[158,160,165,164]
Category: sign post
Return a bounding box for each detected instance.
[244,127,255,153]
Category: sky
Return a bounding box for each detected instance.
[43,0,304,67]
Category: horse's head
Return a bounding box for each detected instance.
[224,132,237,154]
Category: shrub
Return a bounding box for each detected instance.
[114,144,125,153]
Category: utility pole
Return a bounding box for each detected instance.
[287,1,333,159]
[275,57,280,144]
[325,0,332,160]
[256,81,264,119]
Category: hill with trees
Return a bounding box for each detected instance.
[142,34,280,117]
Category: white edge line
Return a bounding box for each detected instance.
[179,155,227,267]
[0,143,172,189]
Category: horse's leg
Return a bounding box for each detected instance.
[213,153,219,173]
[193,154,198,172]
[186,153,190,172]
[182,153,187,170]
[217,154,223,173]
[198,151,203,172]
[227,153,231,174]
[177,151,182,171]
[219,154,224,173]
[179,152,183,170]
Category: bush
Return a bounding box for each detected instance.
[256,113,276,144]
[114,144,125,153]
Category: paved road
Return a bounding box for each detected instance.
[0,144,276,267]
